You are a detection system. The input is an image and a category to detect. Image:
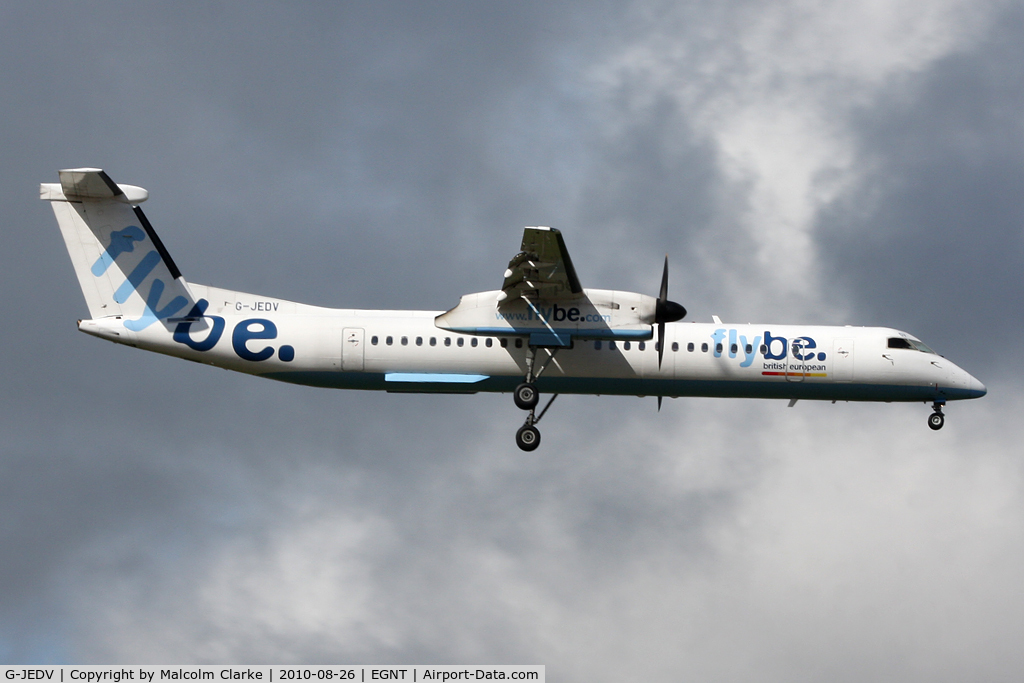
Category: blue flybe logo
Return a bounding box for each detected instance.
[93,226,187,331]
[95,227,294,363]
[172,300,294,362]
[710,328,826,368]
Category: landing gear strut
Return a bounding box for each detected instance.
[513,346,560,450]
[928,400,945,431]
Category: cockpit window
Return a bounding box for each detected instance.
[908,339,936,354]
[888,337,936,354]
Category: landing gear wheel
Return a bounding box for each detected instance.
[514,382,539,410]
[516,425,541,451]
[928,412,945,431]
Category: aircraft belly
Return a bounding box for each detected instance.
[257,370,944,402]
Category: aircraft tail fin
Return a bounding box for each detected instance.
[41,168,197,330]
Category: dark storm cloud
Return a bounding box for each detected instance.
[2,1,603,306]
[818,4,1024,382]
[0,0,609,661]
[2,0,1023,679]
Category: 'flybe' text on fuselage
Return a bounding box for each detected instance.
[495,303,611,323]
[706,328,826,368]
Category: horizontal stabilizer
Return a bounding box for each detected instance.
[39,168,149,204]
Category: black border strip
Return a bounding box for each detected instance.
[553,229,583,293]
[97,169,124,197]
[133,205,183,280]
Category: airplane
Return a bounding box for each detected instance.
[42,168,987,451]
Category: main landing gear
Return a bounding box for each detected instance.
[515,393,558,451]
[513,346,560,451]
[928,400,945,431]
[514,382,539,410]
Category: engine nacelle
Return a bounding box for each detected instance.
[434,288,657,346]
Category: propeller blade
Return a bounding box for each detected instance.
[655,256,686,324]
[658,320,665,369]
[659,255,669,303]
[654,253,686,370]
[658,255,667,370]
[657,395,663,412]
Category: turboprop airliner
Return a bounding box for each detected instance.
[42,168,986,450]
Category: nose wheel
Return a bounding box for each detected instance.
[928,400,945,430]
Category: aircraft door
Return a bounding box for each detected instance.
[342,328,365,372]
[833,338,854,381]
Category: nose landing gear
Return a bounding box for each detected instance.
[928,400,945,430]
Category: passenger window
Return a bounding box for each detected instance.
[401,336,408,346]
[444,337,451,347]
[500,338,508,348]
[701,343,708,352]
[486,338,493,348]
[731,343,738,354]
[416,337,423,346]
[609,341,617,350]
[760,344,767,354]
[672,342,679,352]
[716,343,723,353]
[687,342,694,352]
[624,341,631,350]
[639,341,646,351]
[471,338,478,347]
[515,338,523,348]
[887,337,913,349]
[457,338,464,347]
[371,336,378,345]
[746,344,753,354]
[429,337,436,346]
[594,341,602,350]
[386,336,393,346]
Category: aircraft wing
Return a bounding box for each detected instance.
[499,227,583,302]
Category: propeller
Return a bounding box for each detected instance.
[656,255,686,370]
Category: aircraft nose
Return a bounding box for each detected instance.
[970,374,987,398]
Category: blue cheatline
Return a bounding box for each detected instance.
[385,373,489,383]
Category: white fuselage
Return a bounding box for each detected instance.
[80,283,986,404]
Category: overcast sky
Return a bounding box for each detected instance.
[2,1,1023,679]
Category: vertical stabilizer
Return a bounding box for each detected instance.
[41,168,196,330]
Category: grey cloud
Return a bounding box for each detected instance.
[1,0,1022,679]
[818,4,1024,381]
